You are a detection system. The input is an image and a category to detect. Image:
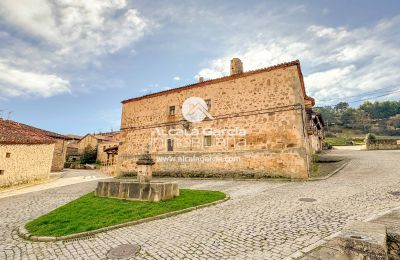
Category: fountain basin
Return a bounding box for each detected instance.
[95,180,179,202]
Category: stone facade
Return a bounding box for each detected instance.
[78,134,100,154]
[119,60,320,179]
[366,139,400,150]
[0,143,54,187]
[78,132,119,155]
[97,141,119,164]
[51,139,68,172]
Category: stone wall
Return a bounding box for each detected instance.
[51,139,67,172]
[366,139,400,150]
[119,64,312,179]
[78,135,98,154]
[0,143,54,187]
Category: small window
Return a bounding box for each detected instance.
[5,153,11,158]
[0,170,4,175]
[169,106,176,116]
[167,139,174,151]
[205,99,211,110]
[204,136,212,147]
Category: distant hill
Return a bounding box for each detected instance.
[315,100,400,137]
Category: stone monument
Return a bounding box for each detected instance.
[95,149,179,202]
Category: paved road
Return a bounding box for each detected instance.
[1,150,400,259]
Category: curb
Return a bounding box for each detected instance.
[307,159,350,181]
[18,194,230,242]
[0,172,64,196]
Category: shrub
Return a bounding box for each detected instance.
[365,133,377,142]
[80,147,97,164]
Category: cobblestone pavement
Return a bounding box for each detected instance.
[1,150,400,259]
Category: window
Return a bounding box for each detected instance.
[205,99,211,110]
[0,170,4,175]
[167,139,174,151]
[169,106,176,116]
[204,136,212,147]
[5,153,11,158]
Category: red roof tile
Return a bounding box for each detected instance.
[0,119,56,144]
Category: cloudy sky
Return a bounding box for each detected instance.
[0,0,399,135]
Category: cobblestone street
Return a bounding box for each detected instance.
[1,149,400,259]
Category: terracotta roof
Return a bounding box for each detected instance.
[65,134,83,140]
[78,133,118,143]
[0,119,56,144]
[122,60,315,105]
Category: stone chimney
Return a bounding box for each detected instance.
[230,58,243,75]
[199,76,204,82]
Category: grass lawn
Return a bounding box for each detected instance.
[25,189,226,237]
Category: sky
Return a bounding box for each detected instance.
[0,0,399,135]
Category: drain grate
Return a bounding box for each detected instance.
[107,244,140,259]
[299,198,317,202]
[349,235,365,240]
[388,191,400,196]
[63,235,95,243]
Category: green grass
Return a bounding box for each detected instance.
[25,189,226,237]
[325,130,400,146]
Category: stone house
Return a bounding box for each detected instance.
[118,59,323,179]
[97,141,119,165]
[0,119,56,187]
[78,131,119,160]
[0,119,70,172]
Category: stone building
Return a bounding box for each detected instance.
[118,59,323,179]
[97,141,119,164]
[0,119,70,172]
[0,119,55,187]
[77,132,118,154]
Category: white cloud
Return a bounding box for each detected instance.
[0,61,70,97]
[196,15,400,105]
[173,76,181,81]
[0,0,151,98]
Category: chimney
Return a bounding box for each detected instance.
[199,76,204,82]
[230,58,243,75]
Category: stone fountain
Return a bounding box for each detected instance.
[95,150,179,202]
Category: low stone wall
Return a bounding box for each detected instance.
[366,139,400,150]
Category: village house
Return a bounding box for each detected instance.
[97,142,119,165]
[0,119,57,187]
[118,59,323,179]
[0,119,70,172]
[77,131,119,155]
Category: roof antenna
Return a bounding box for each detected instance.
[7,111,12,120]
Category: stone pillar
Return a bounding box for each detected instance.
[136,151,155,183]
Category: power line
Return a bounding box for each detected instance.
[346,89,400,104]
[317,87,400,104]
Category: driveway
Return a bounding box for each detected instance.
[1,150,400,259]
